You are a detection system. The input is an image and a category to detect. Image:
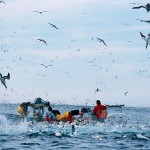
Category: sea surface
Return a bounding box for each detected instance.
[0,103,150,150]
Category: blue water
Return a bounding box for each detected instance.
[0,104,150,150]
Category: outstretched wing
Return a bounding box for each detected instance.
[102,40,107,46]
[140,32,146,42]
[3,73,10,80]
[146,36,150,49]
[132,6,145,9]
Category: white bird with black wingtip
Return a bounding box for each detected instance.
[0,73,10,89]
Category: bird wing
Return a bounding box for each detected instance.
[0,78,7,89]
[42,11,48,13]
[49,23,54,26]
[132,6,145,9]
[37,39,47,45]
[102,40,107,46]
[54,25,59,29]
[40,64,46,67]
[140,32,147,42]
[43,40,47,45]
[3,73,10,80]
[146,36,150,49]
[33,11,40,13]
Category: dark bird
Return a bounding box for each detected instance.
[97,38,107,46]
[132,3,150,12]
[124,91,128,96]
[140,32,150,49]
[40,64,52,68]
[37,39,47,45]
[0,73,10,89]
[48,23,59,29]
[95,88,101,92]
[137,19,150,24]
[0,1,6,4]
[33,11,48,14]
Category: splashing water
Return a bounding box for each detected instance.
[0,104,150,149]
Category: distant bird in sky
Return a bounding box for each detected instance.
[140,32,150,49]
[0,73,10,89]
[95,88,100,92]
[40,64,52,68]
[124,91,128,96]
[137,19,150,24]
[132,3,150,13]
[37,39,47,45]
[48,23,59,29]
[0,1,6,4]
[33,11,48,14]
[97,38,107,46]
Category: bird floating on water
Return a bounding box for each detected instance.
[140,32,150,49]
[37,39,47,45]
[97,38,107,46]
[0,73,10,89]
[48,23,59,29]
[33,11,48,14]
[132,3,150,13]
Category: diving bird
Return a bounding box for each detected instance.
[0,73,10,89]
[140,32,150,49]
[48,23,59,29]
[33,11,48,14]
[97,38,107,46]
[72,124,75,134]
[37,39,47,45]
[132,3,150,13]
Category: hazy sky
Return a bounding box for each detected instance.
[0,0,150,107]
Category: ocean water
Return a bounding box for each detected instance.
[0,104,150,150]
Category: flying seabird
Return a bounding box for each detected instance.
[140,32,150,49]
[124,91,128,96]
[33,11,48,14]
[40,64,52,68]
[37,39,47,45]
[132,3,150,12]
[97,38,107,46]
[0,73,10,89]
[48,23,59,29]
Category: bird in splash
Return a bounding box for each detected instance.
[132,3,150,13]
[0,73,10,89]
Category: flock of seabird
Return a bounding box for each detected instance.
[0,1,149,94]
